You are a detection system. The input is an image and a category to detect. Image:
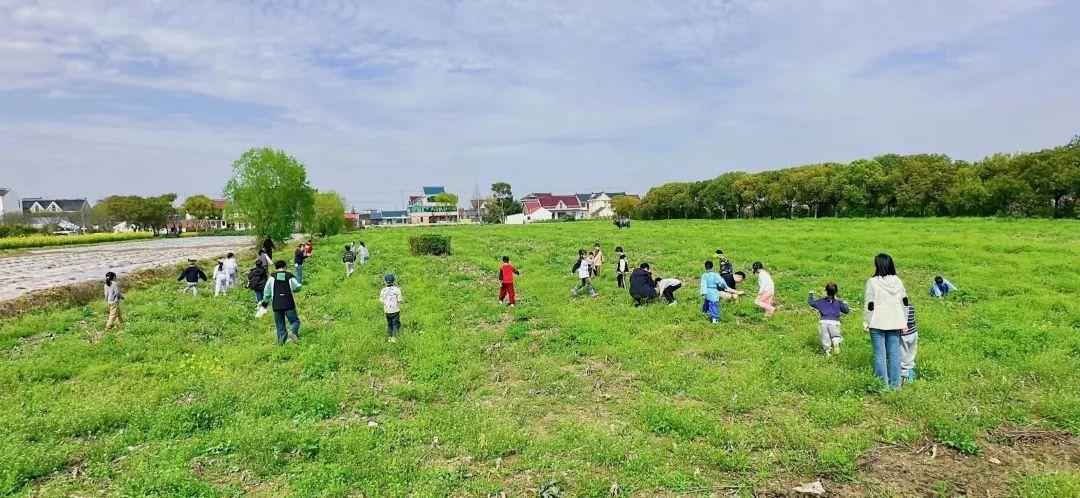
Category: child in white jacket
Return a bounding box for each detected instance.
[223,253,239,288]
[213,260,229,297]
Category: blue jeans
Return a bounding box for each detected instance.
[254,290,264,305]
[295,264,304,284]
[273,309,300,344]
[870,328,902,388]
[701,298,720,322]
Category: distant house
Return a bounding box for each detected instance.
[408,186,461,224]
[465,198,489,223]
[380,210,410,225]
[519,193,586,221]
[582,192,640,219]
[0,188,18,220]
[21,197,92,228]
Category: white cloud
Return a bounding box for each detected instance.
[0,0,1077,204]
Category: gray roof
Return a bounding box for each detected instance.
[0,188,9,196]
[21,198,90,212]
[381,210,407,218]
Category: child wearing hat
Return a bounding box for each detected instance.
[380,274,404,342]
[177,259,208,296]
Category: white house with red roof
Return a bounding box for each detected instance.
[519,193,587,221]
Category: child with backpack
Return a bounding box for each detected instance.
[615,247,629,289]
[498,255,521,307]
[809,283,851,356]
[380,274,403,342]
[247,259,269,306]
[343,244,358,277]
[592,243,604,277]
[260,260,303,345]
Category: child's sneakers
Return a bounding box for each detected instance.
[831,338,842,355]
[571,290,578,297]
[509,303,515,308]
[668,300,677,307]
[387,336,397,343]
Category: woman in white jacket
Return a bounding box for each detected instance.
[863,253,910,389]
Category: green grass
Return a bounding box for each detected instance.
[1,219,1077,496]
[0,232,153,250]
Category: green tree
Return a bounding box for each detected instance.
[482,201,506,224]
[432,192,459,206]
[223,147,315,244]
[308,191,347,236]
[610,195,640,218]
[491,182,522,216]
[944,164,990,216]
[96,194,176,231]
[181,194,222,231]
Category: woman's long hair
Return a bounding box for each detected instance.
[105,271,117,286]
[873,253,897,277]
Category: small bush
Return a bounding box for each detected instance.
[408,234,451,256]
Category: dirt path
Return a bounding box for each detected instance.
[0,236,254,301]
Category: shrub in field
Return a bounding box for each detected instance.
[0,232,153,250]
[0,225,43,238]
[408,234,451,255]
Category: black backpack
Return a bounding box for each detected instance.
[343,250,357,263]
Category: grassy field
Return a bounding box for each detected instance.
[0,232,153,251]
[1,219,1077,496]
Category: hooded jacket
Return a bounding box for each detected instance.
[863,275,909,330]
[629,268,656,298]
[248,264,268,291]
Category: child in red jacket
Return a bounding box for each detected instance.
[498,255,521,307]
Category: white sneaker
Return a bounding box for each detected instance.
[387,336,397,343]
[668,300,676,306]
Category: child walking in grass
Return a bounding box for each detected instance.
[224,253,239,288]
[616,252,629,288]
[104,272,123,330]
[592,243,604,277]
[343,244,357,277]
[498,255,520,307]
[213,259,229,297]
[178,259,208,296]
[571,250,599,297]
[359,241,370,265]
[261,260,302,345]
[380,274,403,342]
[700,260,728,324]
[752,262,776,316]
[809,283,850,356]
[900,304,919,382]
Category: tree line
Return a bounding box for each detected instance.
[635,136,1080,220]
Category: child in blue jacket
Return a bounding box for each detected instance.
[929,276,957,298]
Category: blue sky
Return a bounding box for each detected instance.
[1,0,1078,209]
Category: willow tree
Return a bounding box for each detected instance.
[223,147,315,245]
